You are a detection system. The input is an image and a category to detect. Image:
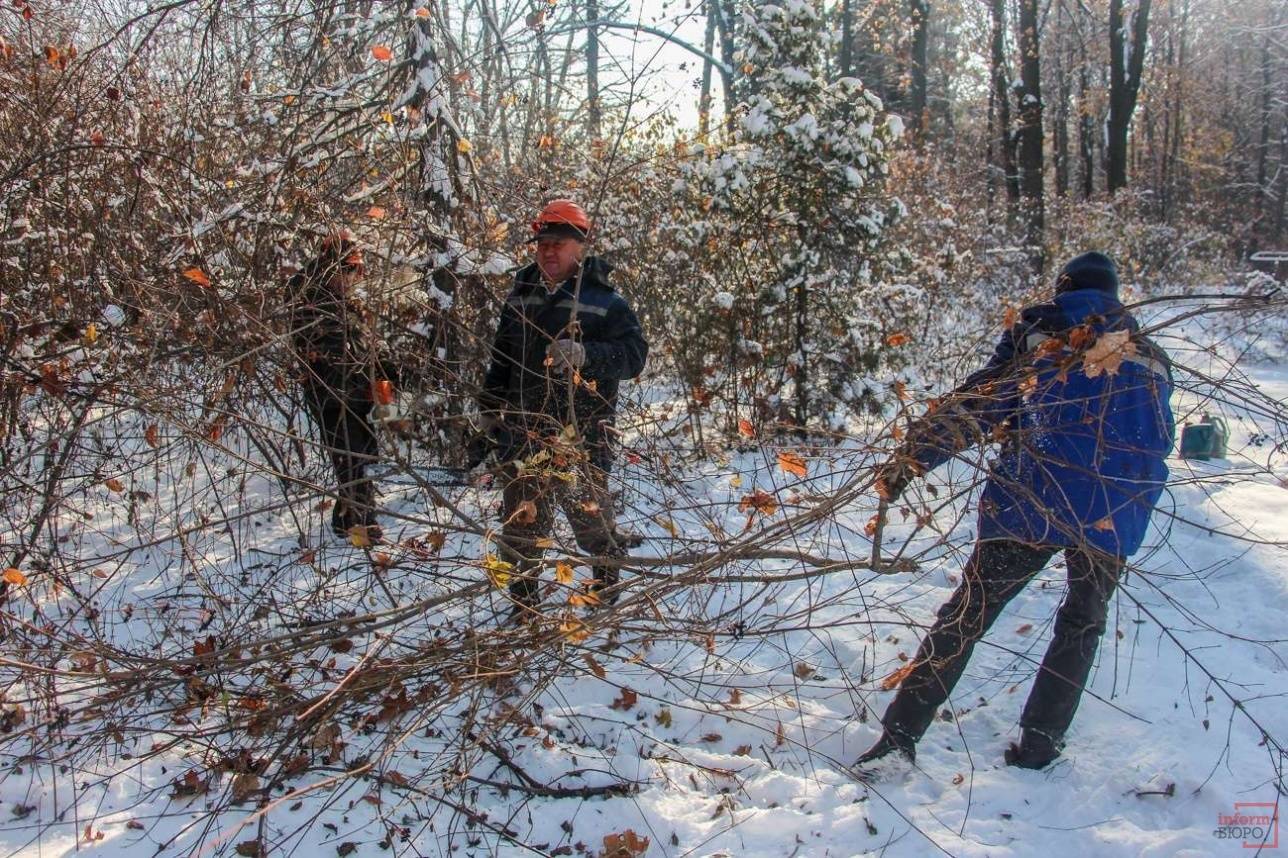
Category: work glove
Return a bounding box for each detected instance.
[546,338,586,373]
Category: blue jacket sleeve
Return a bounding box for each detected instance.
[901,303,1063,474]
[581,297,648,381]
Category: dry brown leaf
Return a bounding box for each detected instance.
[738,490,779,518]
[583,654,606,679]
[600,829,650,858]
[777,451,808,479]
[880,663,916,691]
[1083,329,1136,378]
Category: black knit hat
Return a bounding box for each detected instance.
[1056,251,1119,294]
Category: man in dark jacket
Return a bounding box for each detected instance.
[479,200,648,617]
[292,232,394,541]
[858,252,1175,775]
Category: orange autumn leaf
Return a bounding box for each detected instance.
[1068,324,1096,350]
[367,205,387,220]
[738,490,779,518]
[182,267,211,287]
[372,379,395,405]
[777,450,808,479]
[737,419,755,439]
[885,331,910,347]
[104,478,125,493]
[414,6,430,18]
[3,567,28,586]
[558,619,590,643]
[568,589,600,608]
[371,44,393,61]
[602,829,650,858]
[864,514,880,537]
[880,662,916,691]
[555,561,574,585]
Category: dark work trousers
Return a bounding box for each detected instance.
[499,461,624,606]
[304,389,378,529]
[881,539,1122,746]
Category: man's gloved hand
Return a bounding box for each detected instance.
[874,459,917,503]
[546,339,586,373]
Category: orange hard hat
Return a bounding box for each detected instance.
[319,230,364,272]
[530,199,590,241]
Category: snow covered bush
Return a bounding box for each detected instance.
[650,0,916,432]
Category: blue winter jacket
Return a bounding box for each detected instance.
[906,286,1175,557]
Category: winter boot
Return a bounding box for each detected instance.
[589,565,622,607]
[1004,728,1062,770]
[507,570,542,624]
[855,731,916,783]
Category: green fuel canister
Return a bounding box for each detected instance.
[1179,414,1229,461]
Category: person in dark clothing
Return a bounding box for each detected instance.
[291,232,392,541]
[479,200,648,617]
[858,252,1175,775]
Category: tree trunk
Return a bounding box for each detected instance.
[586,0,600,141]
[839,0,854,78]
[1017,0,1045,271]
[712,0,738,109]
[1106,0,1152,193]
[792,225,809,432]
[404,10,469,457]
[987,79,998,223]
[1275,123,1287,239]
[990,0,1020,217]
[1255,21,1272,221]
[1077,16,1095,199]
[699,0,717,136]
[908,0,930,137]
[1053,0,1071,197]
[1165,0,1188,210]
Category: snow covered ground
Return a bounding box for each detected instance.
[2,313,1285,858]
